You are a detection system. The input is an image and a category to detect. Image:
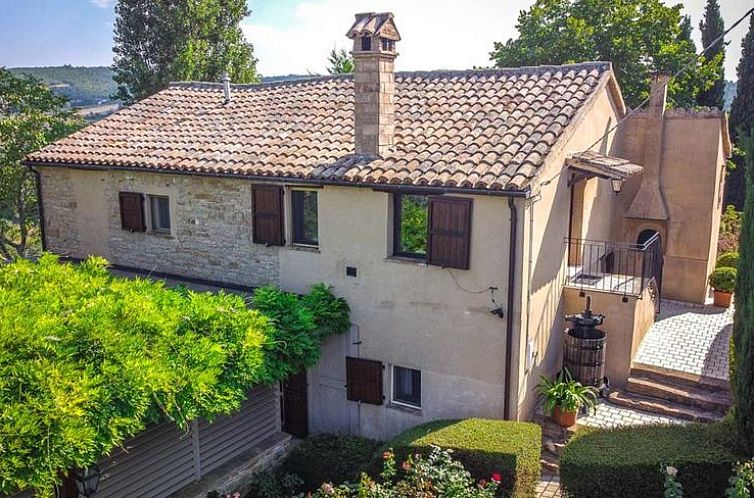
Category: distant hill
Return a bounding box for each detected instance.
[7,65,117,107]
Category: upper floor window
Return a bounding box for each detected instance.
[392,194,472,270]
[148,195,171,234]
[393,194,428,258]
[361,36,372,51]
[291,190,319,246]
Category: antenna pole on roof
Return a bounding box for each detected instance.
[222,71,231,104]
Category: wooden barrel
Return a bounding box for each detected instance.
[563,327,606,387]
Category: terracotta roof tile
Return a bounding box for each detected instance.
[27,62,612,192]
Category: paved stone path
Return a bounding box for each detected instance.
[578,399,685,428]
[634,299,733,380]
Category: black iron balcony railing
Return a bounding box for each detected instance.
[565,233,663,301]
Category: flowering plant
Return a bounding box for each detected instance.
[662,465,683,498]
[301,446,498,497]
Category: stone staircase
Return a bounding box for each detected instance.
[607,364,731,422]
[536,415,577,475]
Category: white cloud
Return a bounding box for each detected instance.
[243,0,520,77]
[90,0,114,8]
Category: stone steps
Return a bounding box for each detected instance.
[625,376,731,413]
[607,390,724,423]
[535,415,577,475]
[631,363,730,392]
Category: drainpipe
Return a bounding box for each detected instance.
[31,167,47,253]
[504,196,518,420]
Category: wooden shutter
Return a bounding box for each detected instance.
[346,357,383,405]
[119,192,146,232]
[252,186,284,246]
[427,196,472,269]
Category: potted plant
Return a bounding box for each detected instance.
[709,266,737,308]
[716,251,740,270]
[535,369,598,427]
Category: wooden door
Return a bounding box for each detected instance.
[282,370,308,438]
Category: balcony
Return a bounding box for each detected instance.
[564,233,663,300]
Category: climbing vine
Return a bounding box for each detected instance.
[0,254,349,495]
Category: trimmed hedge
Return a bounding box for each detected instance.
[717,251,740,270]
[281,434,381,491]
[560,422,740,498]
[378,419,541,498]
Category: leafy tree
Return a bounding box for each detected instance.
[0,255,350,494]
[0,69,81,260]
[112,0,259,103]
[727,14,754,209]
[734,128,754,454]
[327,48,354,75]
[489,0,722,108]
[697,0,726,108]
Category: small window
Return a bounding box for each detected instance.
[291,190,319,246]
[393,194,428,258]
[392,366,421,408]
[361,36,372,51]
[381,38,394,52]
[148,195,171,233]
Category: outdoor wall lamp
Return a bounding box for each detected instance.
[610,178,624,194]
[74,466,101,498]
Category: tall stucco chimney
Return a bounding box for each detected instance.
[626,72,670,221]
[346,12,401,156]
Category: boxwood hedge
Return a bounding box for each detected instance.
[379,419,541,498]
[281,434,382,491]
[560,422,740,498]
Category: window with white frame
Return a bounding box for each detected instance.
[392,365,421,408]
[148,195,171,234]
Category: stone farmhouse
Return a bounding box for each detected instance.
[23,12,730,496]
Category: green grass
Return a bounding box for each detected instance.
[379,419,542,498]
[560,422,740,498]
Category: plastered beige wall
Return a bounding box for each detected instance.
[277,186,514,440]
[613,113,726,303]
[513,85,623,419]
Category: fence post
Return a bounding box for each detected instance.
[191,419,202,480]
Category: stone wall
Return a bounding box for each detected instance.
[39,167,280,288]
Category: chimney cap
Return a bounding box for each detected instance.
[346,12,400,41]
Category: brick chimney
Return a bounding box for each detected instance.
[346,12,401,156]
[626,72,670,221]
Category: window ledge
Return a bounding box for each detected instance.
[149,231,174,239]
[385,255,427,266]
[386,402,422,415]
[286,244,320,253]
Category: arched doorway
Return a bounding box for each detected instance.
[637,229,660,247]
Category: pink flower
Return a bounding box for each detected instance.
[479,479,487,487]
[491,472,502,483]
[383,450,393,460]
[401,461,411,471]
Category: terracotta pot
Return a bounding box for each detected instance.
[553,405,578,427]
[713,290,733,308]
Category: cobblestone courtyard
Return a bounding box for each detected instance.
[634,299,733,380]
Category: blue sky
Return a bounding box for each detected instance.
[0,0,749,78]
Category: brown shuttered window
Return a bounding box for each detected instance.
[119,192,146,232]
[427,197,472,270]
[252,186,285,246]
[346,357,383,405]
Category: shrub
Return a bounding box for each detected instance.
[281,434,381,491]
[718,252,741,270]
[378,419,541,498]
[560,422,740,498]
[710,267,738,293]
[0,255,350,495]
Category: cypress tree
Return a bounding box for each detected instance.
[727,14,754,209]
[697,0,726,108]
[734,128,754,454]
